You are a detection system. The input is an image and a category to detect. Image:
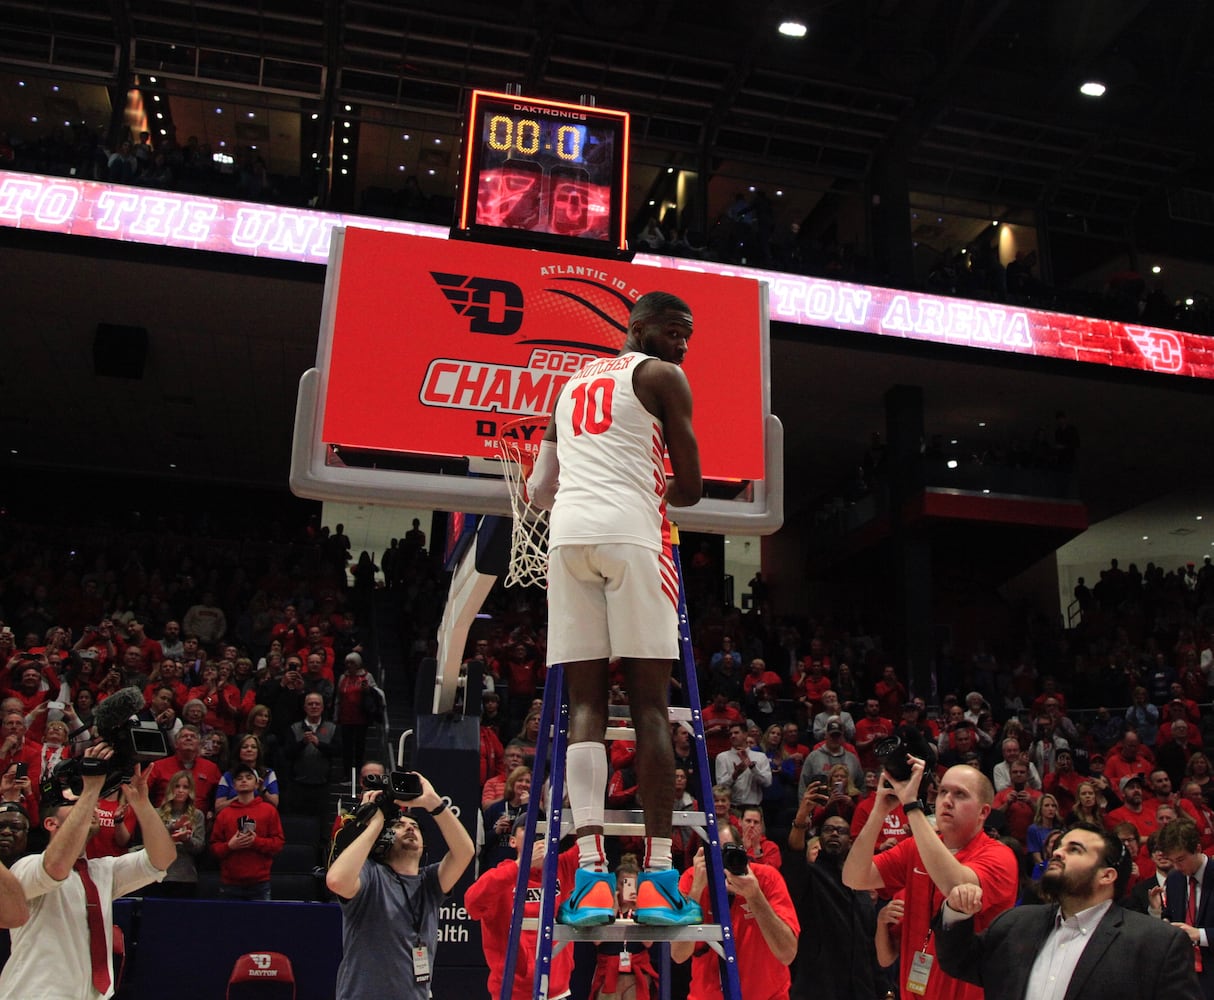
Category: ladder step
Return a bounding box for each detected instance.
[521,917,725,943]
[607,706,695,723]
[536,810,706,837]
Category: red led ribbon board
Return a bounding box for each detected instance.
[319,228,766,481]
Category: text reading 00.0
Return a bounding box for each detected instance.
[485,115,585,162]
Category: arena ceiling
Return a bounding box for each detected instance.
[2,0,1214,562]
[2,0,1213,226]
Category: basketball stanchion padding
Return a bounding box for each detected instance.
[496,414,550,589]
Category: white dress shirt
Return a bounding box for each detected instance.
[1024,899,1114,1000]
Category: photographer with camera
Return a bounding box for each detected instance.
[326,770,474,1000]
[0,741,174,997]
[842,754,1017,1000]
[672,823,799,999]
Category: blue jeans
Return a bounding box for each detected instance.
[219,880,271,901]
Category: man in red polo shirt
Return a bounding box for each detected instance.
[844,761,1017,1000]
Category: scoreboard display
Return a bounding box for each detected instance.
[454,90,630,257]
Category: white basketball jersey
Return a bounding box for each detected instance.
[548,351,668,551]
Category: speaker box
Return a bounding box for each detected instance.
[93,323,149,379]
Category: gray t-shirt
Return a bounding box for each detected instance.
[336,860,446,1000]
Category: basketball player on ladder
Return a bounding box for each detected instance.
[527,291,704,927]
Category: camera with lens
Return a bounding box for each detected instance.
[873,725,938,783]
[42,688,168,803]
[363,770,423,802]
[350,771,424,825]
[721,843,749,877]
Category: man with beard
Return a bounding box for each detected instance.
[935,824,1200,999]
[325,771,474,1000]
[785,816,878,1000]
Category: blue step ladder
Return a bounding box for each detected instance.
[499,527,742,1000]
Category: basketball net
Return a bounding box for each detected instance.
[496,415,550,589]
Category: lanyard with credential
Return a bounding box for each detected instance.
[395,871,427,940]
[396,871,433,985]
[905,867,940,997]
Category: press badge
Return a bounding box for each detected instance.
[906,950,933,995]
[413,945,432,984]
[619,950,632,972]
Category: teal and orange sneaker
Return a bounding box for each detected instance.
[556,868,617,927]
[634,869,703,926]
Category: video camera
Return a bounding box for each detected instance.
[329,772,426,865]
[351,771,423,825]
[42,688,169,803]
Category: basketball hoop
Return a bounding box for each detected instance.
[496,415,551,589]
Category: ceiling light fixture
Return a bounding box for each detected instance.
[778,20,807,38]
[1080,81,1106,97]
[1152,265,1162,274]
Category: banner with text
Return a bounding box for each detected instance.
[3,171,1210,381]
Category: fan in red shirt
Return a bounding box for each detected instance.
[0,712,42,794]
[672,825,800,1000]
[1104,731,1155,791]
[465,815,579,1000]
[1042,747,1084,818]
[1179,780,1214,851]
[185,662,242,738]
[1105,774,1159,843]
[120,620,163,669]
[702,691,744,764]
[991,760,1041,843]
[4,662,56,718]
[853,698,895,772]
[797,661,831,718]
[270,605,308,655]
[210,763,284,900]
[873,665,907,722]
[738,805,783,869]
[147,726,223,811]
[742,659,783,698]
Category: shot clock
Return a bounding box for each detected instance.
[454,89,631,258]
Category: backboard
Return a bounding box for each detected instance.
[291,227,783,534]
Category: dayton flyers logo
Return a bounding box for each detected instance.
[1126,326,1184,374]
[431,273,525,336]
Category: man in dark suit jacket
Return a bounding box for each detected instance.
[1120,831,1172,914]
[1159,819,1214,998]
[935,824,1200,1000]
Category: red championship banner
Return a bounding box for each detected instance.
[319,228,767,481]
